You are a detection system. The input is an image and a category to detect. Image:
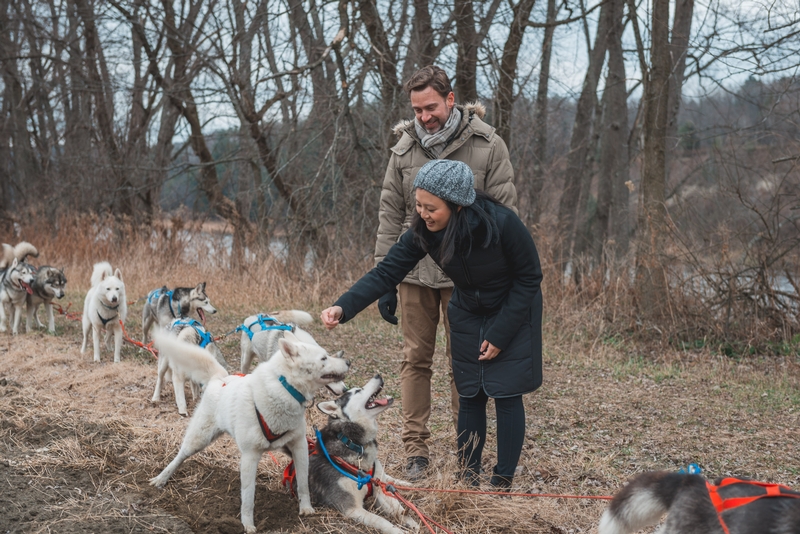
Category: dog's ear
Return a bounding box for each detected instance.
[316,401,340,417]
[114,268,123,281]
[278,336,299,359]
[199,282,206,292]
[333,350,345,359]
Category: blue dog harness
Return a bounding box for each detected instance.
[147,287,177,317]
[170,318,213,348]
[236,314,294,340]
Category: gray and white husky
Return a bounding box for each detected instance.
[0,259,37,335]
[168,316,228,371]
[26,266,67,334]
[151,327,228,416]
[150,332,351,534]
[81,262,127,363]
[599,471,800,534]
[239,310,317,373]
[305,375,418,534]
[141,282,216,342]
[0,241,39,335]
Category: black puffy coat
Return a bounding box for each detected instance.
[335,197,542,398]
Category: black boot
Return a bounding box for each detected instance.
[490,467,513,490]
[459,468,481,487]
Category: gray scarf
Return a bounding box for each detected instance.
[415,107,462,157]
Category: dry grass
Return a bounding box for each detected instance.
[1,220,799,533]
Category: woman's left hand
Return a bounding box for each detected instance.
[478,340,501,361]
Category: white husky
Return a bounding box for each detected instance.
[151,327,228,416]
[80,262,128,363]
[239,310,317,373]
[150,332,351,533]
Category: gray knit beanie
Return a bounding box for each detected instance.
[413,160,476,206]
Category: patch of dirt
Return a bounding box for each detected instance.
[1,308,799,533]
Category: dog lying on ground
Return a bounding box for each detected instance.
[80,262,127,363]
[141,283,216,342]
[239,310,318,373]
[598,470,800,534]
[0,242,38,335]
[26,265,67,334]
[151,327,228,416]
[150,331,351,533]
[295,374,417,534]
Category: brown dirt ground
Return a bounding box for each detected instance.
[1,299,799,534]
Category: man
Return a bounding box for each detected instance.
[374,65,518,479]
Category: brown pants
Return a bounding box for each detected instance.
[398,282,459,459]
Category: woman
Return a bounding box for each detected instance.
[321,159,542,488]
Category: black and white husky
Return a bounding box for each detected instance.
[300,374,418,534]
[26,266,67,334]
[141,282,217,342]
[0,242,38,335]
[599,471,800,534]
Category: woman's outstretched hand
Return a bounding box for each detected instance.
[478,340,501,361]
[320,306,343,330]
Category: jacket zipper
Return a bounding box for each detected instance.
[459,253,480,307]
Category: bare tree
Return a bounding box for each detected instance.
[635,0,672,318]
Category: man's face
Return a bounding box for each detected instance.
[410,86,455,134]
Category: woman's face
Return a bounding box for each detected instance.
[415,188,453,232]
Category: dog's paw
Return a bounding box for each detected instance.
[403,516,420,531]
[298,504,315,516]
[244,526,256,534]
[149,475,167,488]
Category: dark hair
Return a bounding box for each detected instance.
[410,190,501,265]
[403,65,453,99]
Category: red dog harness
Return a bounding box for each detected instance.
[706,478,800,534]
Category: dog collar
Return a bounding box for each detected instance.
[336,432,364,457]
[279,375,307,404]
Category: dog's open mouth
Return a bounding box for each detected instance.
[321,373,346,382]
[21,281,33,295]
[366,385,393,409]
[197,308,206,325]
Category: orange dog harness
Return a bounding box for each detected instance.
[706,478,800,534]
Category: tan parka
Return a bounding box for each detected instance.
[374,102,518,288]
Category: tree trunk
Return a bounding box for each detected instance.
[495,0,537,146]
[594,0,629,267]
[635,0,672,318]
[358,0,401,128]
[454,0,479,103]
[555,0,611,270]
[401,0,436,83]
[530,0,557,224]
[665,0,695,178]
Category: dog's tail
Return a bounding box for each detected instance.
[152,327,228,381]
[14,241,38,263]
[271,310,313,325]
[90,261,114,287]
[599,471,699,534]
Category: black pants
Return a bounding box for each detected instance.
[456,389,525,478]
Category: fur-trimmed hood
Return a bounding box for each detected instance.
[391,101,487,137]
